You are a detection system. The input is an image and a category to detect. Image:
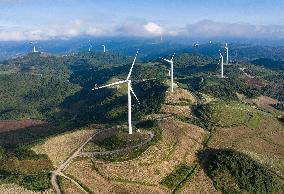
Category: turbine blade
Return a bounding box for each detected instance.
[130,87,140,104]
[126,49,139,80]
[92,80,128,90]
[162,58,171,63]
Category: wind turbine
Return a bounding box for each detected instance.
[30,41,37,53]
[92,50,140,134]
[162,53,175,92]
[102,45,106,53]
[88,40,92,52]
[219,50,224,78]
[225,43,229,65]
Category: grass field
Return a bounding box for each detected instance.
[200,100,263,128]
[32,128,96,168]
[0,183,54,194]
[66,158,168,194]
[210,104,284,179]
[59,176,85,194]
[180,168,220,194]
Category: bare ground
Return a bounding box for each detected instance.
[0,119,47,133]
[165,87,197,104]
[161,105,192,117]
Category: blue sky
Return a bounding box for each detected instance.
[0,0,283,41]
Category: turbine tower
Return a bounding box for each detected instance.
[30,41,37,53]
[219,50,224,78]
[92,50,140,134]
[225,43,229,65]
[162,53,175,93]
[88,40,91,52]
[102,45,106,53]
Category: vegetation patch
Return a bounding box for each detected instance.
[135,120,158,129]
[278,116,284,124]
[94,126,161,162]
[200,149,284,194]
[160,163,194,190]
[273,102,284,112]
[0,173,51,191]
[91,129,149,151]
[196,100,262,128]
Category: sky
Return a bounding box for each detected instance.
[0,0,284,41]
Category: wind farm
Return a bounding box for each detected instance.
[0,1,284,194]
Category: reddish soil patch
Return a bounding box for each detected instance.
[0,119,47,133]
[244,78,266,87]
[245,96,281,115]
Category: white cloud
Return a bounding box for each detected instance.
[85,27,105,36]
[184,20,284,38]
[0,19,86,41]
[115,20,178,37]
[144,22,163,35]
[0,19,284,41]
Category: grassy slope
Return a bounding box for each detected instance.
[201,149,284,194]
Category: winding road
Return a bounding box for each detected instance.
[51,128,154,194]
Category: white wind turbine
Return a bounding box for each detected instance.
[225,43,229,65]
[92,50,140,134]
[30,41,37,53]
[162,53,175,93]
[102,45,106,52]
[219,50,224,78]
[88,40,92,52]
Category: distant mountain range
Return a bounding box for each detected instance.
[1,37,284,62]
